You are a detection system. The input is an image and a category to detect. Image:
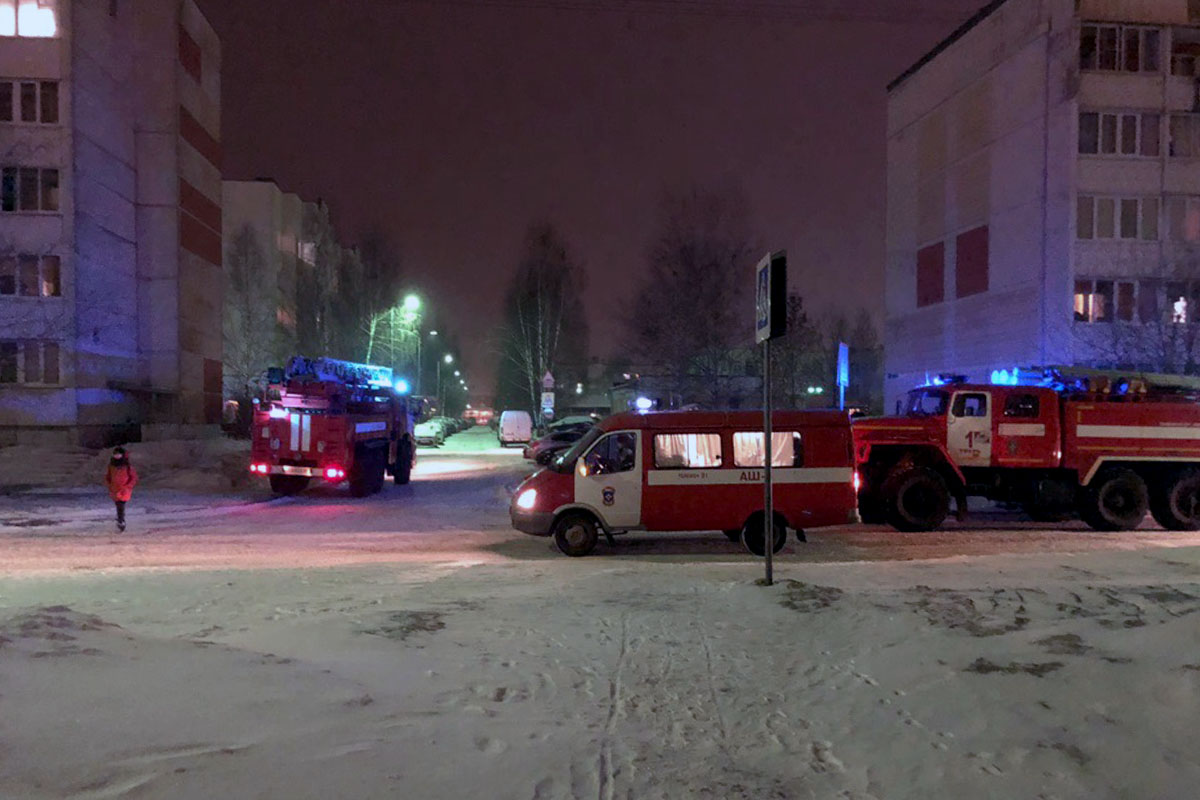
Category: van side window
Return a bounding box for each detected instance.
[732,431,803,467]
[951,393,988,417]
[583,432,637,476]
[1003,393,1040,418]
[653,433,722,469]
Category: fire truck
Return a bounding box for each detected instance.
[249,357,421,497]
[854,368,1200,532]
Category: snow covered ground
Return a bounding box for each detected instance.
[1,427,1198,799]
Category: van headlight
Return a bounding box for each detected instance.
[515,488,538,510]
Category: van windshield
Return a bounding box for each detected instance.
[550,425,601,473]
[906,389,949,417]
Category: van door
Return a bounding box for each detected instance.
[947,391,992,467]
[575,430,642,529]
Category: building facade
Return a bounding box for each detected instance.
[0,0,222,446]
[885,0,1200,412]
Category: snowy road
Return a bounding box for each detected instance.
[2,426,1199,798]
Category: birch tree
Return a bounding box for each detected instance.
[498,224,588,419]
[626,184,756,407]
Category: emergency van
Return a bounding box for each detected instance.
[510,410,857,556]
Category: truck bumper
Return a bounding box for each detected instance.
[510,508,554,536]
[269,465,319,477]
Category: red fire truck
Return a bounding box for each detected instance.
[249,357,421,497]
[854,369,1200,532]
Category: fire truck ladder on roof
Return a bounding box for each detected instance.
[1036,366,1200,400]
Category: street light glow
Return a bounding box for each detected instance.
[429,330,438,337]
[403,294,421,312]
[444,354,453,364]
[454,370,460,377]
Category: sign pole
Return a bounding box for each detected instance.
[763,336,774,586]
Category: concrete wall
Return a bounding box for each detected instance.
[0,0,222,446]
[885,0,1081,411]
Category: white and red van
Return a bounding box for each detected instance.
[510,410,858,556]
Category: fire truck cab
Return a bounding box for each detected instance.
[249,357,421,497]
[855,370,1200,532]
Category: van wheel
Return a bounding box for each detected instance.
[1080,469,1148,531]
[741,516,786,556]
[723,529,741,542]
[882,467,950,532]
[1150,469,1200,530]
[553,514,599,557]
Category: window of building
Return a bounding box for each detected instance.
[1169,114,1200,157]
[653,432,722,469]
[1166,196,1200,241]
[1172,28,1200,76]
[1076,279,1146,323]
[916,241,944,307]
[0,340,58,384]
[732,431,802,468]
[0,1,58,37]
[1081,24,1160,72]
[1077,196,1158,240]
[0,79,58,123]
[1079,111,1160,157]
[1,166,59,212]
[0,341,16,382]
[0,254,60,296]
[1003,394,1040,418]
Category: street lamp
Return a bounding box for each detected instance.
[403,294,421,313]
[438,353,454,409]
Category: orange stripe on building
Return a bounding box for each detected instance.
[180,178,221,233]
[180,210,222,266]
[178,26,202,83]
[179,106,221,168]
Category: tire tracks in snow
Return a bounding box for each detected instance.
[597,612,629,800]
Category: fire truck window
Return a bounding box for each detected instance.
[1003,394,1040,418]
[653,433,722,469]
[906,389,949,416]
[733,432,802,468]
[951,393,988,418]
[584,432,636,476]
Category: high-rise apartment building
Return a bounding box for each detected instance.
[0,0,222,446]
[885,0,1200,411]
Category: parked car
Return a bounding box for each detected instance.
[525,427,590,462]
[499,410,534,446]
[510,410,857,556]
[414,420,444,446]
[535,440,577,465]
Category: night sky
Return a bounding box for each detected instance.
[197,0,979,390]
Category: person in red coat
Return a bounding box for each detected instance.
[104,446,139,532]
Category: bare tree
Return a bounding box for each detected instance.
[498,224,588,419]
[626,183,757,407]
[223,224,284,432]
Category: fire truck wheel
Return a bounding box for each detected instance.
[740,515,787,556]
[393,440,413,485]
[1080,469,1149,531]
[553,514,599,557]
[882,467,950,532]
[269,475,309,496]
[1150,469,1200,531]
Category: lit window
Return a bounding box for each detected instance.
[732,432,802,468]
[653,433,722,469]
[14,0,57,37]
[0,253,61,296]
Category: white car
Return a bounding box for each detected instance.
[414,421,444,446]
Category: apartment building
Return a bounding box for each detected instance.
[885,0,1200,411]
[0,0,222,446]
